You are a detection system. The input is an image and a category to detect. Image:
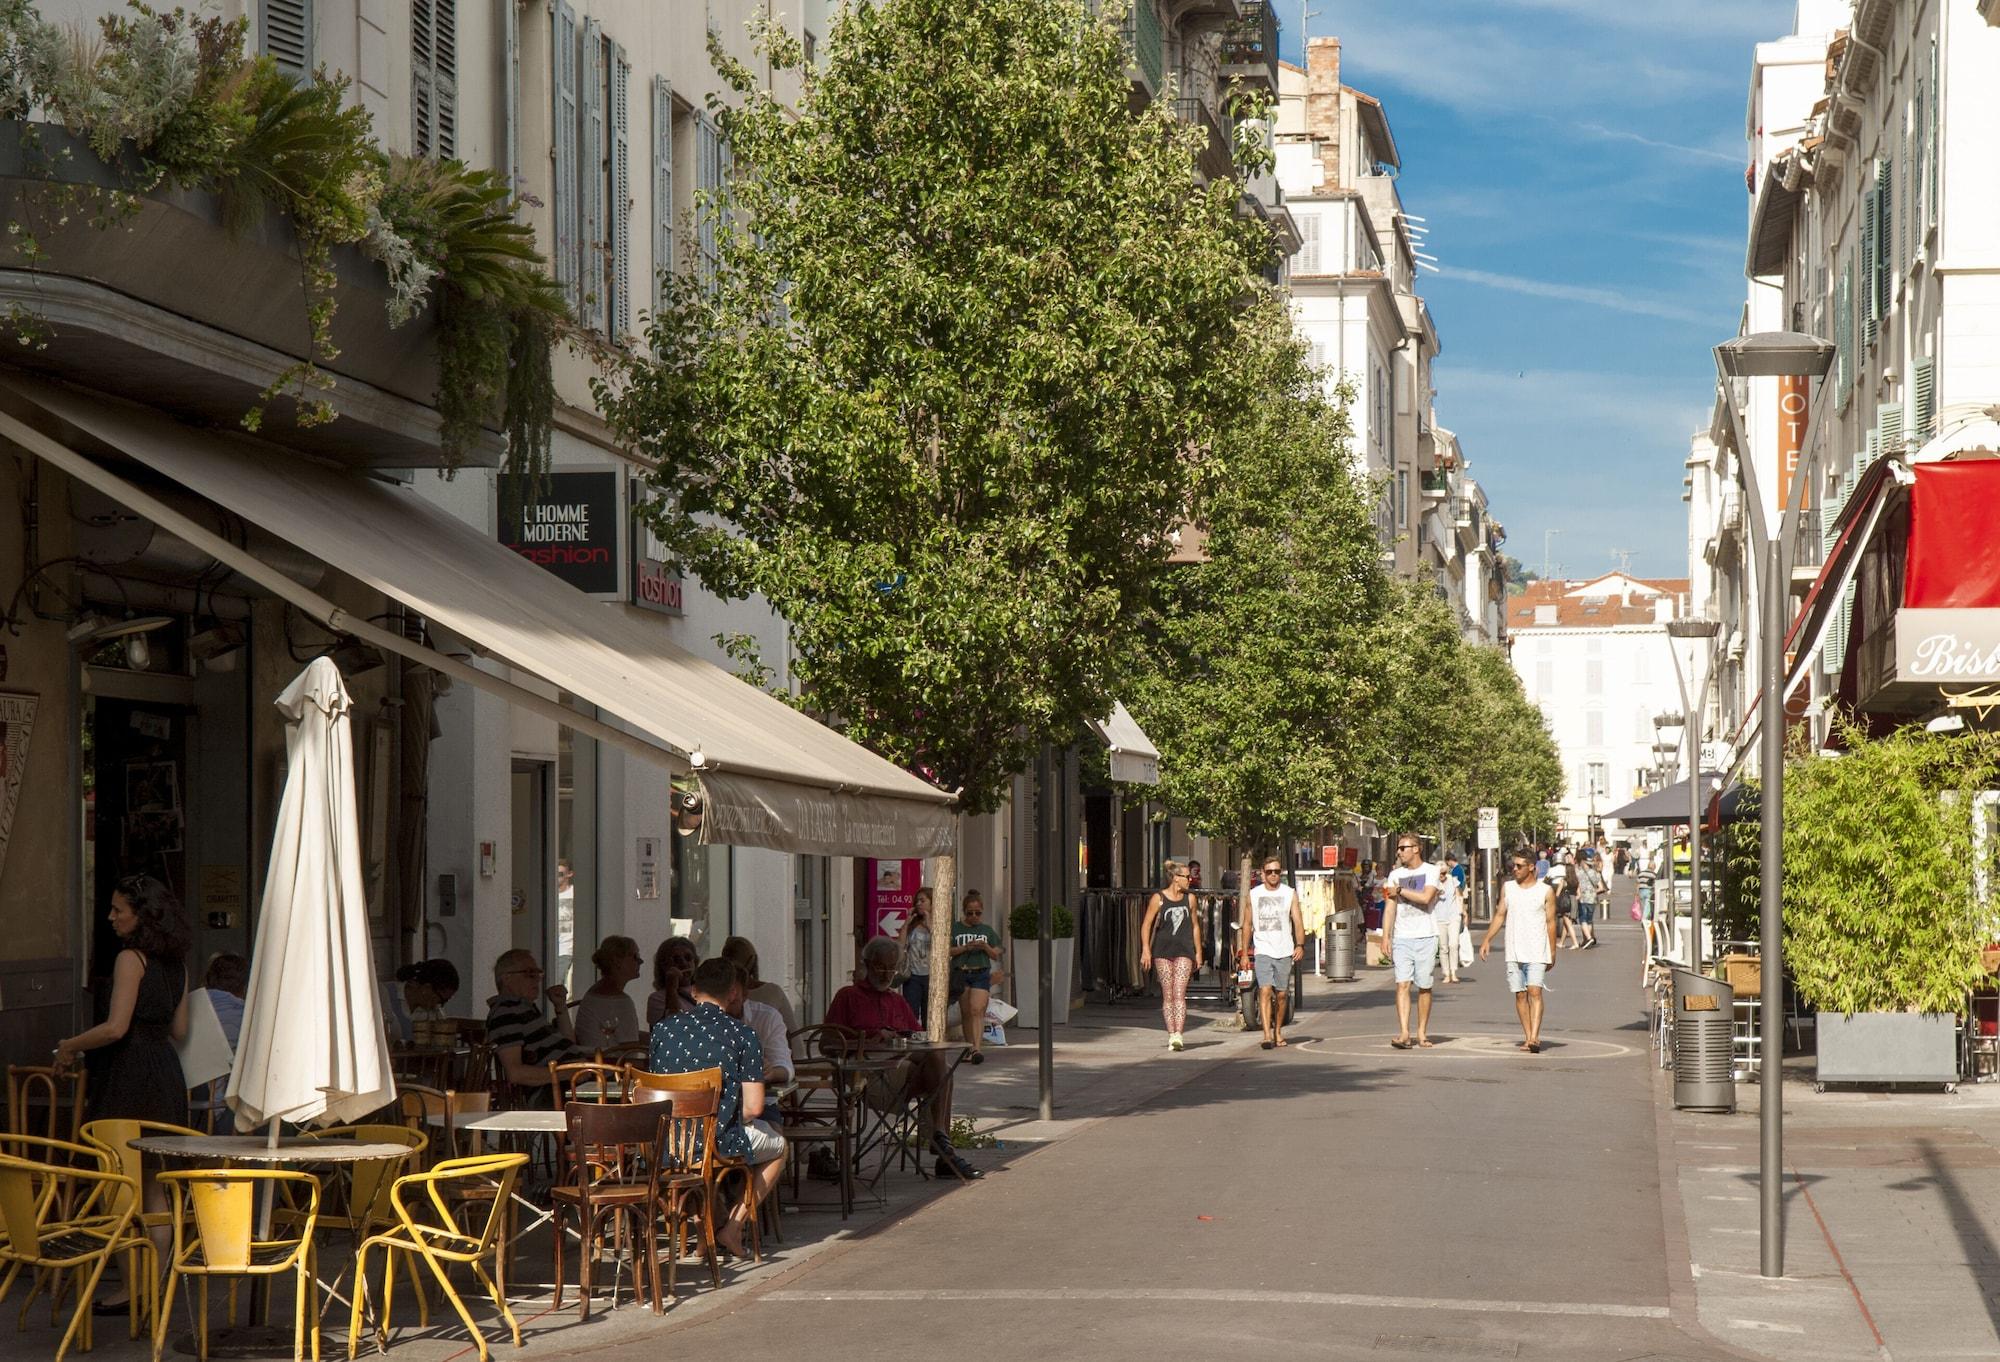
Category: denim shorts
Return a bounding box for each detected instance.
[956,968,992,993]
[1392,936,1439,989]
[1506,960,1547,993]
[1576,901,1596,925]
[1252,954,1292,989]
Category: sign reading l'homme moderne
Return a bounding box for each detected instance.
[499,471,621,596]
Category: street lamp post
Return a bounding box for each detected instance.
[1665,618,1723,972]
[1714,330,1836,1282]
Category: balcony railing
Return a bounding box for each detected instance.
[1420,469,1452,499]
[1121,0,1165,94]
[1220,1,1280,95]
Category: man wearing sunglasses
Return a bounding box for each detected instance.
[1241,859,1304,1050]
[1382,836,1443,1049]
[1480,848,1559,1054]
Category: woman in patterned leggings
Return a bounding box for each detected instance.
[1139,860,1204,1051]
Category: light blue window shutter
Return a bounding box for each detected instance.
[579,18,605,332]
[1861,188,1878,346]
[610,43,631,340]
[1877,401,1903,458]
[1826,583,1850,676]
[552,1,578,311]
[1877,158,1893,317]
[260,0,313,76]
[1913,356,1936,441]
[651,76,674,314]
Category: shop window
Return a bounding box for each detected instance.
[556,701,598,994]
[671,836,732,952]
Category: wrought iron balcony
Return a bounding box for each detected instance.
[1220,1,1280,96]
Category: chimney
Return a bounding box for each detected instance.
[1306,37,1341,189]
[1653,596,1673,624]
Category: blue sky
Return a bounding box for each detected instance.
[1283,0,1797,581]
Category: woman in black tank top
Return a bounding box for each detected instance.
[1139,861,1204,1051]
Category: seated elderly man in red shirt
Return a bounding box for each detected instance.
[825,935,981,1180]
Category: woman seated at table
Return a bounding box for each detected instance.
[824,937,979,1181]
[384,957,460,1044]
[719,935,799,1035]
[646,936,699,1025]
[485,948,584,1099]
[573,935,645,1049]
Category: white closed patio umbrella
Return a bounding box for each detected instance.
[228,657,395,1132]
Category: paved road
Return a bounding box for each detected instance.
[624,923,1744,1361]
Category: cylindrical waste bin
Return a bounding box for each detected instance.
[1327,909,1357,981]
[1673,968,1736,1112]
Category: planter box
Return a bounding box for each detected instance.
[1009,938,1075,1029]
[1815,1011,1959,1087]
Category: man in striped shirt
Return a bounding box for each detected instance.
[485,948,584,1098]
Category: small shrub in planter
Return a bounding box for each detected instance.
[1009,902,1075,939]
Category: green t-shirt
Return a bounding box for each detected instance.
[951,922,1000,975]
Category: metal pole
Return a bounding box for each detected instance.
[1666,641,1703,972]
[1758,522,1788,1278]
[1037,741,1055,1124]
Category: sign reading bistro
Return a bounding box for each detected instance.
[1894,609,2000,684]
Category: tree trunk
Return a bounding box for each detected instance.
[926,844,959,1041]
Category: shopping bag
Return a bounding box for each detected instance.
[1629,898,1643,921]
[1457,931,1474,968]
[982,1022,1008,1046]
[985,995,1019,1027]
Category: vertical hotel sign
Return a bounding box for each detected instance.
[1777,374,1808,513]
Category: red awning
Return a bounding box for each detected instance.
[1905,461,2000,607]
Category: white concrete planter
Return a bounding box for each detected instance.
[1815,1011,1959,1088]
[1009,938,1075,1028]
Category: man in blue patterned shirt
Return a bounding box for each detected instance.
[649,956,785,1257]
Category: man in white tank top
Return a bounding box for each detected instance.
[1480,847,1559,1053]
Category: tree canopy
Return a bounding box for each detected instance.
[598,0,1273,814]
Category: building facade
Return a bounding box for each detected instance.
[1507,575,1697,838]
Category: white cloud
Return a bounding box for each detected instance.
[1572,121,1742,166]
[1437,266,1721,328]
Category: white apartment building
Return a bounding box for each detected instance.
[1507,575,1698,837]
[1697,0,2000,760]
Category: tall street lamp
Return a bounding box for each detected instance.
[1665,617,1723,972]
[1714,329,1836,1281]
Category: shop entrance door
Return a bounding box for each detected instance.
[85,697,191,985]
[793,855,830,1024]
[510,760,558,987]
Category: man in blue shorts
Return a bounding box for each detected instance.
[1481,848,1559,1053]
[1240,859,1304,1049]
[1381,835,1442,1049]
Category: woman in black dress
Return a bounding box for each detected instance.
[55,875,191,1309]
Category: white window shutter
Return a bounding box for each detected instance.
[1297,212,1320,274]
[579,18,605,332]
[610,42,631,340]
[434,0,457,159]
[1929,39,1941,227]
[412,0,434,157]
[696,114,718,289]
[552,1,579,311]
[260,0,313,76]
[652,76,674,315]
[1834,260,1851,406]
[1877,401,1903,457]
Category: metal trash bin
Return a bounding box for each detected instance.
[1673,969,1736,1112]
[1327,909,1357,981]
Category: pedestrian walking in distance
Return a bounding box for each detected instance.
[1382,835,1443,1048]
[1241,859,1303,1050]
[1574,851,1605,949]
[1139,859,1203,1051]
[1435,853,1468,985]
[1481,848,1559,1053]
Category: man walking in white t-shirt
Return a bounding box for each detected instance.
[1480,846,1559,1053]
[1434,854,1468,985]
[1381,834,1443,1049]
[1240,859,1304,1050]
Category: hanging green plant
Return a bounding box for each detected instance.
[0,2,564,466]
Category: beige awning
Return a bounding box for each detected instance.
[1088,701,1161,786]
[0,375,957,857]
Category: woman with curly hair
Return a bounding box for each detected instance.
[58,874,192,1126]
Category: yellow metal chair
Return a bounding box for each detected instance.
[346,1153,526,1362]
[0,1147,153,1362]
[153,1169,321,1362]
[305,1126,428,1316]
[79,1119,204,1232]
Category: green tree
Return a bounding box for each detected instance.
[1126,304,1386,863]
[597,0,1273,1027]
[1349,581,1478,840]
[1450,641,1563,843]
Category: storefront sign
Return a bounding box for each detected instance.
[865,858,924,939]
[635,836,661,900]
[499,471,621,597]
[1894,608,2000,684]
[1776,374,1808,513]
[630,481,685,616]
[0,690,35,892]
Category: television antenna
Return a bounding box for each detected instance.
[1542,529,1562,581]
[1609,548,1633,573]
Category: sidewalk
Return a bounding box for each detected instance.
[1670,1047,2000,1361]
[77,999,1260,1362]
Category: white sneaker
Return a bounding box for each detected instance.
[1169,1033,1184,1051]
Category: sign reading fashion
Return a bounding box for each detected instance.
[1894,609,2000,684]
[499,471,621,596]
[629,478,685,616]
